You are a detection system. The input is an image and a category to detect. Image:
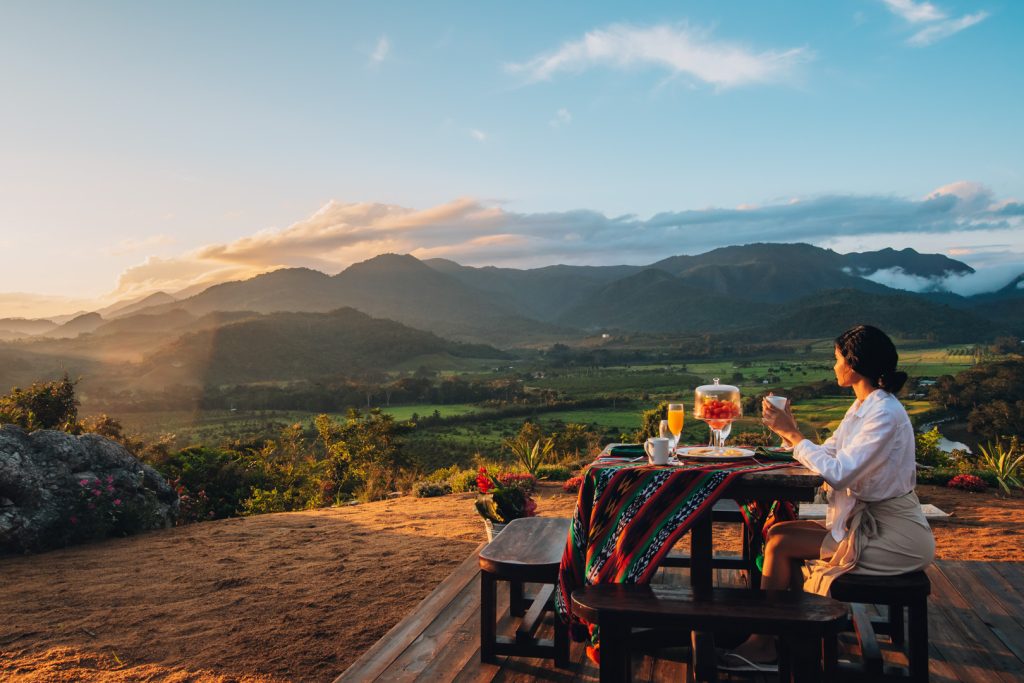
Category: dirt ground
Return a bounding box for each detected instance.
[1,483,1019,682]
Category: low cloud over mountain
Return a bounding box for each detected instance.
[105,181,1022,305]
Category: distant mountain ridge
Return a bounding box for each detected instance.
[86,242,1020,345]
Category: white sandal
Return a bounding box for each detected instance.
[717,651,780,673]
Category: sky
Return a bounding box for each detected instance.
[1,0,1022,317]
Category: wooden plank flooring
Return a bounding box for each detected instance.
[336,555,1024,683]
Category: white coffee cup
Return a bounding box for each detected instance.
[766,395,788,411]
[645,437,672,465]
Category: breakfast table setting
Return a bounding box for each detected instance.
[554,380,825,665]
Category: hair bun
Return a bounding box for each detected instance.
[878,370,908,393]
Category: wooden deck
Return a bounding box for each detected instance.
[336,547,1024,683]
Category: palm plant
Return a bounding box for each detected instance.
[977,436,1024,495]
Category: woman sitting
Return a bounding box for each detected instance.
[728,324,935,667]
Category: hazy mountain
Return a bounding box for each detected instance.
[423,259,643,320]
[0,318,58,341]
[842,247,974,278]
[557,269,774,333]
[140,307,509,386]
[132,255,568,345]
[650,243,959,303]
[41,312,105,339]
[763,289,997,343]
[90,309,197,337]
[99,291,178,319]
[330,254,570,344]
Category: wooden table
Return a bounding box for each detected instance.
[593,447,824,681]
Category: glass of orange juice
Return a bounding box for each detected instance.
[667,403,684,449]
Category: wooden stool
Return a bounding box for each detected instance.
[829,570,931,682]
[573,583,848,682]
[478,516,571,666]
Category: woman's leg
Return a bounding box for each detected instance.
[760,520,829,591]
[728,521,828,663]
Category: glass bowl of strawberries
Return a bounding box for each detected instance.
[694,378,742,453]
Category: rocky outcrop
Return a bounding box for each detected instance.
[0,425,178,552]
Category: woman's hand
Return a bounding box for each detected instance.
[762,395,804,447]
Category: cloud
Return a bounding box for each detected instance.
[469,129,487,142]
[370,35,390,63]
[880,0,988,46]
[882,0,946,23]
[105,234,174,256]
[862,264,1024,296]
[549,108,572,128]
[908,12,988,46]
[505,23,812,89]
[104,181,1023,301]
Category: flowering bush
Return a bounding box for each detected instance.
[65,475,162,543]
[496,472,536,494]
[474,466,537,523]
[948,473,988,492]
[562,476,584,494]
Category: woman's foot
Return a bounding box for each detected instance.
[728,634,777,664]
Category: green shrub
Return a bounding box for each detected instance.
[413,481,451,498]
[448,469,479,493]
[242,488,289,515]
[915,428,948,467]
[917,468,998,488]
[422,464,463,485]
[535,464,573,481]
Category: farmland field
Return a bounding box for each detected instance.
[108,345,961,470]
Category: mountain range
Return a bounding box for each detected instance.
[1,243,1020,391]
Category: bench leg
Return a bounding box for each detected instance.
[908,597,929,683]
[510,580,526,617]
[889,603,906,649]
[599,615,630,683]
[690,631,717,683]
[480,571,497,662]
[554,615,570,668]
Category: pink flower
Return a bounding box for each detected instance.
[113,499,122,506]
[78,480,88,487]
[92,489,102,497]
[106,485,115,493]
[69,515,78,525]
[105,475,114,484]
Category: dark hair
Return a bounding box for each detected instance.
[834,324,908,393]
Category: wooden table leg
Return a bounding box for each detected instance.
[689,512,716,681]
[690,513,713,592]
[480,571,497,662]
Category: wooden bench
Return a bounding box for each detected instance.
[573,584,848,682]
[829,570,931,682]
[477,516,571,666]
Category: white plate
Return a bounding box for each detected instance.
[674,446,755,461]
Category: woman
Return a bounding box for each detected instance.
[726,324,935,668]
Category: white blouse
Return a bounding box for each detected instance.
[792,389,917,542]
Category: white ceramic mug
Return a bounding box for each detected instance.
[645,437,672,465]
[766,395,788,411]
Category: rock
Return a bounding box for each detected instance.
[0,425,178,553]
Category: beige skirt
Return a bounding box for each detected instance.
[803,490,935,596]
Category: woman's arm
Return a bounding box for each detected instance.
[793,409,897,490]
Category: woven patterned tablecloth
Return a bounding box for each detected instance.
[555,455,797,655]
